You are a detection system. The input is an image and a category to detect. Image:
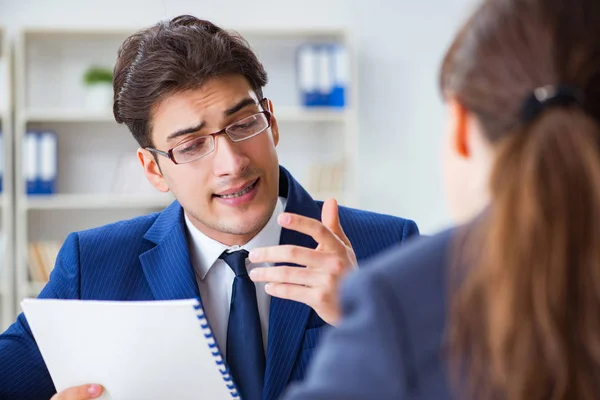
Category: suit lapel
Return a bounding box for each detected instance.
[140,201,201,301]
[138,169,320,400]
[263,166,321,400]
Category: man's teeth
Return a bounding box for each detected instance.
[219,181,256,199]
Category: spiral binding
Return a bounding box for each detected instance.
[194,299,241,400]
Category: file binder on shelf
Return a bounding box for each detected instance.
[316,45,333,107]
[38,131,58,194]
[24,130,58,195]
[24,132,38,195]
[330,44,348,108]
[297,44,320,107]
[21,298,241,400]
[296,43,349,108]
[27,241,61,284]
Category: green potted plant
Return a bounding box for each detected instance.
[82,66,113,111]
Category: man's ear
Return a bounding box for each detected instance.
[264,98,279,146]
[448,97,471,158]
[137,148,170,193]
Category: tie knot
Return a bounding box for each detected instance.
[220,249,249,276]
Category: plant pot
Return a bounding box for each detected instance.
[84,83,113,111]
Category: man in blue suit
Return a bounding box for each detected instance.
[0,15,418,400]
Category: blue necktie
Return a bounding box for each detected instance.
[221,250,265,400]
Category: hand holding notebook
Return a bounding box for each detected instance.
[21,298,240,400]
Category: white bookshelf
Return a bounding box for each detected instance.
[23,109,116,123]
[11,26,359,313]
[0,28,14,331]
[23,106,353,123]
[24,193,174,210]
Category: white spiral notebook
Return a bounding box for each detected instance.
[21,298,240,400]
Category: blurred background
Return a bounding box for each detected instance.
[0,0,477,328]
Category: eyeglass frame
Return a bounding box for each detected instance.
[144,103,273,165]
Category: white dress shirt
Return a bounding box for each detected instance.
[184,197,286,357]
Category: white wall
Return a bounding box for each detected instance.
[0,0,476,233]
[348,0,473,233]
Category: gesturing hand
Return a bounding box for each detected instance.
[249,198,357,326]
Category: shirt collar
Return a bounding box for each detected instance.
[185,197,287,280]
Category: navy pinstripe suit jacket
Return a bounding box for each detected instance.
[0,166,419,400]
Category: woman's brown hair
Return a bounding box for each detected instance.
[441,0,600,398]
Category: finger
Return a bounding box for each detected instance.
[250,266,331,287]
[249,245,335,269]
[264,282,318,306]
[52,384,103,400]
[277,212,343,249]
[321,198,352,247]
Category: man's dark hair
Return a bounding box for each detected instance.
[113,15,268,148]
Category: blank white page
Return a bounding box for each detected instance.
[21,298,238,400]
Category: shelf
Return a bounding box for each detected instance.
[22,192,347,209]
[10,23,359,330]
[23,193,174,210]
[23,107,352,124]
[237,27,348,40]
[23,27,347,40]
[23,109,116,123]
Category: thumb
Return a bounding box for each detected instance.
[321,198,351,247]
[52,384,103,400]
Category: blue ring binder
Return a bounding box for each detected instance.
[194,298,241,400]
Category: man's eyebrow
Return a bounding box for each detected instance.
[166,122,205,141]
[224,98,259,116]
[165,98,258,141]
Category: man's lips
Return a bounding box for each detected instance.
[213,178,259,198]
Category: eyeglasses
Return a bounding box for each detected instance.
[145,110,272,165]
